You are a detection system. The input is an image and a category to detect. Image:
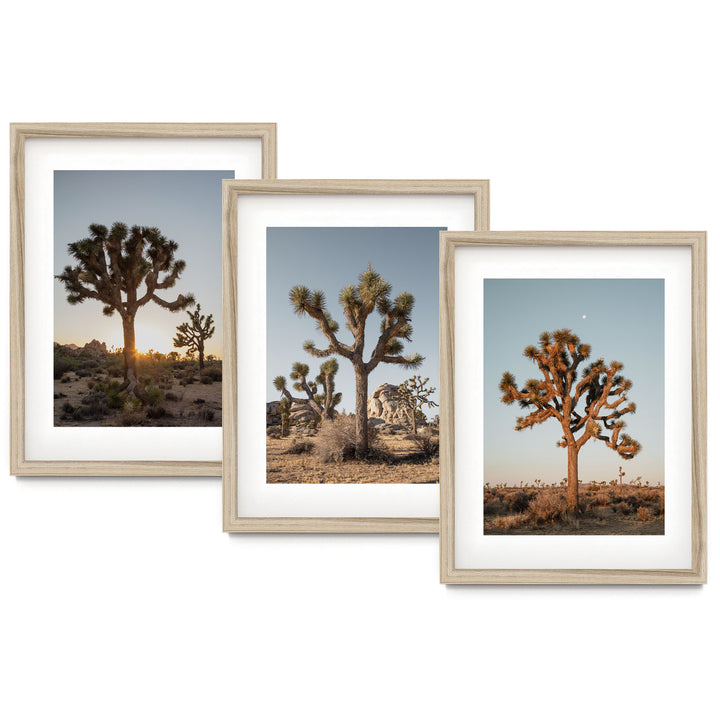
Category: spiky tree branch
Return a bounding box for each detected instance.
[500,329,641,511]
[55,222,194,397]
[397,375,438,434]
[273,359,342,422]
[173,304,215,369]
[289,265,424,456]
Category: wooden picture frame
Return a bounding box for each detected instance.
[10,122,277,476]
[440,231,706,583]
[223,179,489,532]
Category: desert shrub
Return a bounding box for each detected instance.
[483,499,508,517]
[193,398,205,405]
[53,352,79,379]
[198,408,215,422]
[266,425,282,438]
[527,493,566,525]
[637,506,652,522]
[60,376,72,384]
[145,385,163,407]
[146,406,167,420]
[165,392,179,402]
[509,490,531,513]
[201,367,222,382]
[284,440,315,455]
[411,429,439,459]
[489,514,527,531]
[614,501,632,515]
[61,401,74,415]
[595,491,610,507]
[105,381,125,409]
[72,398,107,421]
[76,368,92,378]
[314,415,385,463]
[200,374,214,385]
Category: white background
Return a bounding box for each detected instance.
[0,2,717,719]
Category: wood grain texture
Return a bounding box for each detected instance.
[222,180,489,533]
[9,123,277,476]
[439,231,707,584]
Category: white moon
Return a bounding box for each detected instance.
[582,314,587,319]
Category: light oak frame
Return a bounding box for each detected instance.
[223,179,490,532]
[440,231,706,583]
[10,122,277,476]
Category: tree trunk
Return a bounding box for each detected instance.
[355,365,369,457]
[121,315,140,398]
[198,340,205,370]
[567,443,579,512]
[411,406,417,434]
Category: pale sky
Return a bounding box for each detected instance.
[54,170,232,356]
[266,227,442,414]
[484,278,664,486]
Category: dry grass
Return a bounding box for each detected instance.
[267,433,438,484]
[484,482,665,535]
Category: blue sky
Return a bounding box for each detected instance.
[484,278,665,486]
[54,170,232,356]
[266,227,441,414]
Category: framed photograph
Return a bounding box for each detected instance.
[223,179,489,532]
[440,231,706,583]
[10,122,277,476]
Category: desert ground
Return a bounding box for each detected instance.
[266,423,439,484]
[484,481,664,535]
[54,342,221,427]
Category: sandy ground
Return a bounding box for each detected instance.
[54,373,221,427]
[266,435,439,484]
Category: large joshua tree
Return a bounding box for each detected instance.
[56,223,194,397]
[290,265,423,456]
[273,359,342,421]
[499,329,641,512]
[173,304,215,369]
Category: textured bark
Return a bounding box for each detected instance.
[121,315,140,398]
[355,367,369,456]
[567,443,579,512]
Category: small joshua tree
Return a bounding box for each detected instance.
[290,265,422,457]
[397,375,438,434]
[499,329,641,513]
[56,222,194,398]
[273,359,342,422]
[173,304,215,369]
[279,397,291,437]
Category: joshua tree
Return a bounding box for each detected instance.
[56,222,194,397]
[397,375,438,434]
[499,329,641,512]
[279,397,291,437]
[173,304,215,369]
[273,359,342,422]
[290,266,423,456]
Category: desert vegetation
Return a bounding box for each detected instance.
[267,265,438,484]
[484,473,664,535]
[54,342,221,426]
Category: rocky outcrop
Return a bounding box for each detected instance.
[367,383,414,428]
[83,339,108,355]
[267,401,282,426]
[266,400,318,427]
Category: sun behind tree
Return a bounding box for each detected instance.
[56,222,194,398]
